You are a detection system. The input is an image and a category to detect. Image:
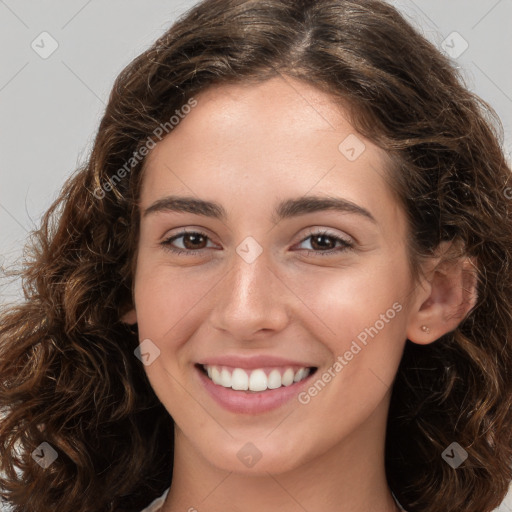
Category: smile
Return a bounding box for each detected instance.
[200,364,314,392]
[195,361,318,414]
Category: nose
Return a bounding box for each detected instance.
[208,248,290,342]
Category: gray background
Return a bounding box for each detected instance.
[0,1,511,510]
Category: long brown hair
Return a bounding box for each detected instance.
[1,0,512,510]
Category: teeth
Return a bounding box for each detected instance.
[249,369,267,391]
[231,368,249,390]
[203,365,311,392]
[282,368,295,386]
[220,368,231,387]
[267,369,282,389]
[293,368,306,382]
[211,366,221,383]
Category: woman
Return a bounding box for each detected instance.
[1,1,511,511]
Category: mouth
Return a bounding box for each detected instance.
[194,355,320,414]
[196,363,318,393]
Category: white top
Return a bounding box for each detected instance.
[139,487,407,511]
[392,491,408,511]
[139,487,170,512]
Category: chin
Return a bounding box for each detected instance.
[196,434,311,475]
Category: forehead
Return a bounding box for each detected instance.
[140,76,402,228]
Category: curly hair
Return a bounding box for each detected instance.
[1,0,512,511]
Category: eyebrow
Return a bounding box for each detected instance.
[142,195,376,224]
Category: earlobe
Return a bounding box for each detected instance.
[407,248,478,345]
[121,308,137,325]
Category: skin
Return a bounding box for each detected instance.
[122,76,477,512]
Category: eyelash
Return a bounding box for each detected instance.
[160,228,354,257]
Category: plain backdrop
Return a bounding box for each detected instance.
[0,1,511,510]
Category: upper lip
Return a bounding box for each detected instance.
[197,355,317,369]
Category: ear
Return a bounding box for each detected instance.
[406,241,478,345]
[120,308,137,325]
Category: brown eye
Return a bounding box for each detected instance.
[161,230,214,255]
[296,230,353,256]
[310,234,337,250]
[180,232,208,250]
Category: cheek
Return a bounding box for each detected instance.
[288,255,409,341]
[287,256,409,397]
[133,261,215,340]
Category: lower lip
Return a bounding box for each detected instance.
[196,366,316,415]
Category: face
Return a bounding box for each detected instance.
[127,76,422,475]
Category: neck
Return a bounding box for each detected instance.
[161,395,400,512]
